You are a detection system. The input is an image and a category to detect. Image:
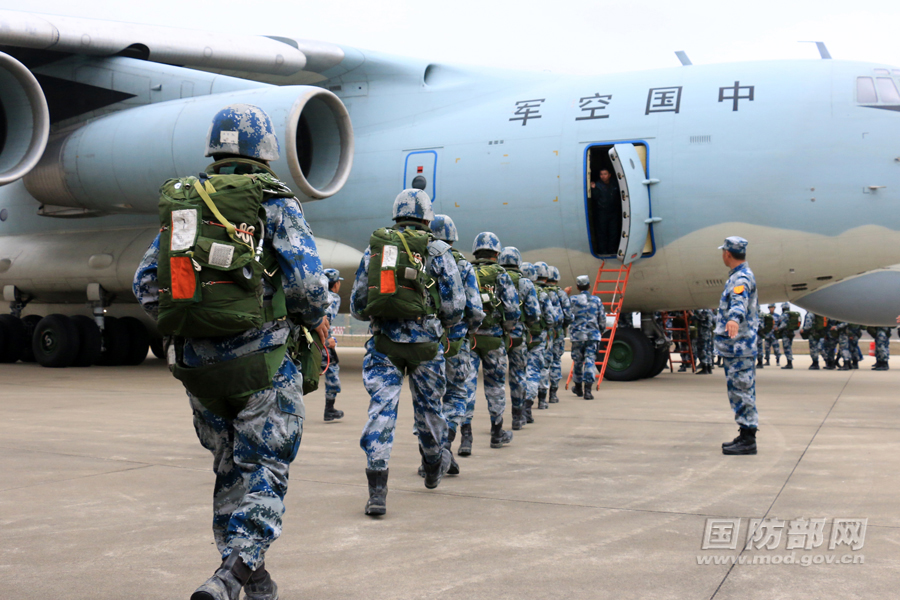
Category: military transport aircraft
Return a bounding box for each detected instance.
[0,9,898,380]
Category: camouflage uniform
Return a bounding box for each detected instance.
[822,320,842,368]
[569,289,606,387]
[714,262,759,429]
[133,160,328,571]
[351,223,465,472]
[538,281,562,393]
[526,265,560,413]
[445,250,484,430]
[777,312,794,362]
[848,324,863,365]
[875,327,891,366]
[694,309,715,368]
[322,289,342,398]
[467,259,520,426]
[550,280,573,393]
[505,262,541,421]
[764,311,781,364]
[801,312,822,367]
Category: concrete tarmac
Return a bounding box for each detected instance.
[1,350,898,599]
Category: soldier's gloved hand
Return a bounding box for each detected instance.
[726,320,739,339]
[315,317,329,348]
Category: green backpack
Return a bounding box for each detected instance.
[361,225,440,320]
[157,173,284,339]
[814,315,828,331]
[786,311,801,331]
[761,313,774,334]
[473,260,507,329]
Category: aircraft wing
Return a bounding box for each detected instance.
[0,9,346,83]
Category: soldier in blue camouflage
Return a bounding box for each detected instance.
[755,302,766,369]
[831,320,852,370]
[847,324,863,369]
[465,232,520,449]
[547,266,572,403]
[714,237,759,456]
[763,305,781,366]
[693,309,716,374]
[534,261,560,409]
[777,302,796,370]
[522,262,559,421]
[822,319,844,369]
[568,275,606,399]
[322,269,345,421]
[133,104,329,600]
[872,327,891,370]
[499,246,541,430]
[430,215,484,459]
[351,190,465,516]
[801,311,822,370]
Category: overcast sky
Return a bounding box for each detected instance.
[4,0,900,75]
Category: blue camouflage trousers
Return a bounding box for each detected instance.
[468,345,508,425]
[782,336,793,361]
[508,341,528,410]
[822,336,837,364]
[764,334,781,360]
[525,337,545,401]
[539,333,553,391]
[723,356,758,428]
[360,338,447,471]
[321,348,340,398]
[809,336,821,362]
[756,336,764,360]
[875,329,890,362]
[189,356,303,571]
[838,333,851,362]
[571,340,599,385]
[850,333,862,361]
[444,340,474,430]
[550,332,566,388]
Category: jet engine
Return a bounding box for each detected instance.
[24,85,353,212]
[0,51,50,186]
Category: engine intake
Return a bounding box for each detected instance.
[0,51,50,186]
[24,85,352,213]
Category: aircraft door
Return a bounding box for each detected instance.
[609,144,651,264]
[403,150,438,200]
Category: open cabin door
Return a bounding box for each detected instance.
[609,144,651,265]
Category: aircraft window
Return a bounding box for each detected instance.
[894,70,900,76]
[876,78,900,103]
[857,77,877,103]
[874,68,891,75]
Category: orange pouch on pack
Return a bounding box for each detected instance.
[381,270,397,294]
[170,256,197,299]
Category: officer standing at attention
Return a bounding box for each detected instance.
[133,104,330,600]
[534,261,561,409]
[429,215,484,458]
[522,262,559,421]
[568,275,606,399]
[466,232,520,449]
[547,266,572,403]
[714,237,760,456]
[764,305,781,366]
[499,247,541,430]
[350,189,464,516]
[322,269,345,421]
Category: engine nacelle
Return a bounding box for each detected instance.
[24,85,353,212]
[0,52,50,186]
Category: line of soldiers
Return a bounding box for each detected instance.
[349,189,607,516]
[800,313,892,371]
[755,303,800,369]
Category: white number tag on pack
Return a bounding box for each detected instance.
[208,243,235,268]
[381,245,398,269]
[170,209,198,252]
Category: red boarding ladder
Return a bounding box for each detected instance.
[566,261,632,390]
[661,311,696,373]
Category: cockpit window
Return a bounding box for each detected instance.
[894,69,900,76]
[857,77,878,103]
[874,68,891,75]
[876,78,900,103]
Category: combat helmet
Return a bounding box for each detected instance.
[549,266,561,282]
[205,104,280,161]
[473,232,502,254]
[323,268,343,285]
[534,261,550,280]
[521,262,537,282]
[498,246,522,268]
[393,189,434,222]
[430,214,458,243]
[576,275,591,289]
[781,302,791,311]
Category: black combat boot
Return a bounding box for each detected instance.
[837,362,851,371]
[191,553,252,600]
[757,356,764,368]
[764,357,770,366]
[243,563,278,600]
[512,407,525,430]
[364,469,388,516]
[458,423,473,456]
[324,396,344,421]
[549,385,560,403]
[490,419,513,448]
[875,361,889,371]
[775,357,780,366]
[537,389,549,410]
[722,427,757,455]
[809,361,820,370]
[419,432,460,477]
[871,360,880,370]
[525,399,535,423]
[583,382,594,400]
[781,360,793,370]
[851,359,859,369]
[824,358,835,370]
[572,382,583,396]
[420,446,450,489]
[678,363,688,372]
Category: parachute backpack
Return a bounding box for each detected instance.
[474,262,507,329]
[362,226,441,320]
[785,311,801,331]
[156,171,285,338]
[761,313,774,334]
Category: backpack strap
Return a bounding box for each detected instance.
[193,179,252,250]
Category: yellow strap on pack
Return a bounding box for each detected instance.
[395,229,419,270]
[193,180,250,249]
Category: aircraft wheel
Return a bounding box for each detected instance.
[19,315,43,363]
[0,314,26,363]
[96,317,130,366]
[645,343,671,379]
[602,327,653,381]
[150,337,165,360]
[70,315,102,367]
[33,314,81,368]
[120,317,150,366]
